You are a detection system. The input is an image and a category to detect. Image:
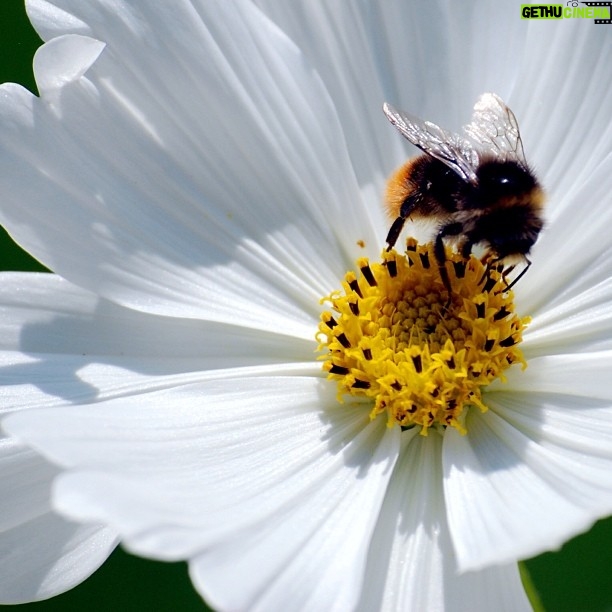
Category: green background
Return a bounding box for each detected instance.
[1,1,611,610]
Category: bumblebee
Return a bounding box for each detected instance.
[383,93,544,293]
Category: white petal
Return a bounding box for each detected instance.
[0,437,58,532]
[513,19,612,204]
[0,512,116,604]
[444,385,612,571]
[3,377,401,611]
[0,436,116,603]
[257,0,527,132]
[1,1,367,336]
[0,272,317,410]
[254,0,407,193]
[27,0,92,39]
[500,352,612,400]
[510,19,612,316]
[189,412,399,612]
[33,34,105,98]
[358,430,530,611]
[517,155,612,317]
[523,273,612,356]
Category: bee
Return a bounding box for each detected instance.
[383,93,544,294]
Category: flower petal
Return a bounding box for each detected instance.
[257,0,528,128]
[1,1,369,335]
[513,19,611,208]
[3,377,401,611]
[500,352,612,400]
[510,19,612,315]
[444,375,612,571]
[523,273,612,356]
[0,437,116,603]
[26,0,91,39]
[517,155,612,317]
[32,33,105,98]
[0,272,316,409]
[358,430,530,611]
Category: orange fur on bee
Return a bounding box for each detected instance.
[384,160,418,219]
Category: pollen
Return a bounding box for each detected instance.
[317,239,529,434]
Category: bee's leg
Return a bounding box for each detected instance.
[385,216,406,250]
[460,240,475,260]
[434,222,463,296]
[478,256,501,286]
[386,195,419,250]
[500,265,515,289]
[505,258,531,291]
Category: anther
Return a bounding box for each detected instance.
[453,260,466,279]
[336,333,351,349]
[385,258,398,278]
[360,264,378,287]
[483,275,497,293]
[348,278,363,298]
[494,306,511,321]
[324,315,337,329]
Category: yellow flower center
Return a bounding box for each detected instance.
[317,239,529,435]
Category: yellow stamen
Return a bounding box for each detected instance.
[317,239,529,435]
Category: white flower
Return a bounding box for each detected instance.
[1,0,611,609]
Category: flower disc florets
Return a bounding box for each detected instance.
[318,239,529,434]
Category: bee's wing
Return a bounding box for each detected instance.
[383,102,479,184]
[463,93,527,165]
